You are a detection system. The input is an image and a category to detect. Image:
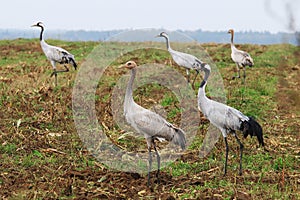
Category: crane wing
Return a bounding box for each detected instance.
[41,41,75,63]
[126,105,177,141]
[233,49,253,66]
[238,49,250,58]
[227,107,249,122]
[169,49,203,70]
[224,107,249,130]
[52,46,74,61]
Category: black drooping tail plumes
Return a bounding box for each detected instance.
[244,58,253,67]
[241,117,264,146]
[69,57,77,70]
[61,51,77,70]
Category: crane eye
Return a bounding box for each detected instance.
[128,62,132,66]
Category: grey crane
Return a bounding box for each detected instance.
[31,22,77,86]
[197,63,264,175]
[156,32,205,89]
[120,61,186,186]
[228,29,254,84]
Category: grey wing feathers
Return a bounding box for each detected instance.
[59,49,77,68]
[240,50,253,64]
[225,107,249,130]
[128,107,186,149]
[132,109,173,137]
[234,49,253,66]
[168,124,186,150]
[239,50,250,57]
[227,107,249,122]
[169,49,203,70]
[52,47,77,68]
[54,47,74,61]
[42,42,76,65]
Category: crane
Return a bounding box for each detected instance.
[156,32,206,89]
[31,22,77,86]
[228,29,254,84]
[119,61,186,186]
[197,63,264,175]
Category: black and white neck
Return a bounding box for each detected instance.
[37,24,44,41]
[199,67,210,89]
[198,65,211,112]
[163,34,171,50]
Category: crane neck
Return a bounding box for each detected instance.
[230,32,234,47]
[163,35,171,50]
[39,25,44,41]
[204,68,210,83]
[125,67,136,105]
[198,68,210,96]
[198,80,207,108]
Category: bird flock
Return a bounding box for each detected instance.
[30,22,264,186]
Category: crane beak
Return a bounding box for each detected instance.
[118,64,126,69]
[31,24,37,27]
[155,34,161,38]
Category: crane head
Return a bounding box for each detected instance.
[155,32,168,38]
[31,22,44,28]
[119,61,137,69]
[201,63,211,72]
[196,60,211,72]
[227,29,234,34]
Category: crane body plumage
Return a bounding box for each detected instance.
[40,40,76,68]
[228,29,253,83]
[156,32,205,88]
[32,22,77,85]
[124,93,185,149]
[230,45,253,67]
[121,61,186,186]
[197,64,264,175]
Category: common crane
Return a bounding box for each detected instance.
[228,29,254,84]
[197,63,264,175]
[31,22,77,86]
[156,32,205,89]
[120,61,186,186]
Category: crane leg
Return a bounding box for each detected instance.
[153,141,160,184]
[232,63,240,80]
[50,66,70,86]
[224,137,229,176]
[234,134,244,175]
[242,67,246,84]
[50,65,70,76]
[53,69,58,86]
[147,147,152,186]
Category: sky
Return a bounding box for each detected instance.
[0,0,299,33]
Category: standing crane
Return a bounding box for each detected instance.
[120,61,186,186]
[228,29,254,84]
[156,32,205,89]
[31,22,77,86]
[197,63,264,175]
